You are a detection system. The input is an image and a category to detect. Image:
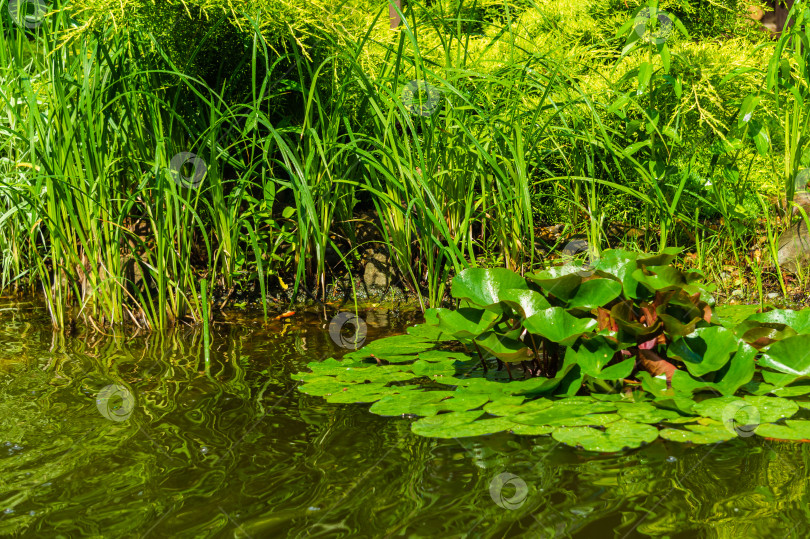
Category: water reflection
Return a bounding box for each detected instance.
[0,302,807,537]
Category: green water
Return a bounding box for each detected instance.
[0,301,808,538]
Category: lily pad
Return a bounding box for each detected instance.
[755,420,810,440]
[433,308,501,340]
[566,278,623,310]
[659,422,736,444]
[410,410,517,438]
[523,307,598,345]
[759,334,810,377]
[615,402,687,424]
[370,391,489,417]
[552,420,659,452]
[746,309,810,334]
[667,326,738,377]
[691,395,799,424]
[451,267,528,307]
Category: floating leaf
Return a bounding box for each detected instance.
[552,421,659,452]
[691,395,798,424]
[509,398,617,427]
[615,402,686,424]
[370,391,488,417]
[510,424,555,435]
[411,410,517,438]
[659,422,736,444]
[755,420,810,440]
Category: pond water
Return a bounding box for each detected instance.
[0,300,807,538]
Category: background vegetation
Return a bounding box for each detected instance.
[0,0,806,330]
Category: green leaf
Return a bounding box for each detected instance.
[755,420,810,440]
[369,391,489,417]
[410,411,516,438]
[746,309,810,334]
[760,334,810,376]
[668,326,738,377]
[659,422,736,444]
[692,396,798,424]
[615,402,687,424]
[451,267,528,307]
[552,421,659,452]
[525,268,583,302]
[566,278,622,309]
[498,289,552,318]
[565,336,617,377]
[362,334,435,361]
[433,308,500,339]
[523,307,598,345]
[475,330,532,363]
[508,398,617,427]
[590,358,635,380]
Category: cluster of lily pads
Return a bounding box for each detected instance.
[295,248,810,452]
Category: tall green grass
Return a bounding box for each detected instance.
[0,0,805,330]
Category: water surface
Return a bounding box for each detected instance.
[0,301,807,538]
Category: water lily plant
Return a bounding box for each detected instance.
[295,249,810,452]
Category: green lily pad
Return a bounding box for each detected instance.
[755,420,810,440]
[590,358,636,381]
[498,289,552,318]
[451,267,528,307]
[759,334,810,376]
[369,390,489,417]
[509,424,555,435]
[691,395,799,424]
[615,402,687,423]
[508,398,617,426]
[746,309,810,334]
[659,422,736,444]
[523,307,598,345]
[325,383,418,404]
[565,336,617,377]
[552,420,659,452]
[362,334,436,360]
[410,410,512,438]
[668,326,738,377]
[671,342,756,396]
[566,278,623,310]
[410,359,457,378]
[433,308,501,340]
[734,320,797,349]
[475,330,532,363]
[525,267,584,302]
[632,265,686,292]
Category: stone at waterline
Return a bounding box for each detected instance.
[777,220,810,273]
[364,249,393,288]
